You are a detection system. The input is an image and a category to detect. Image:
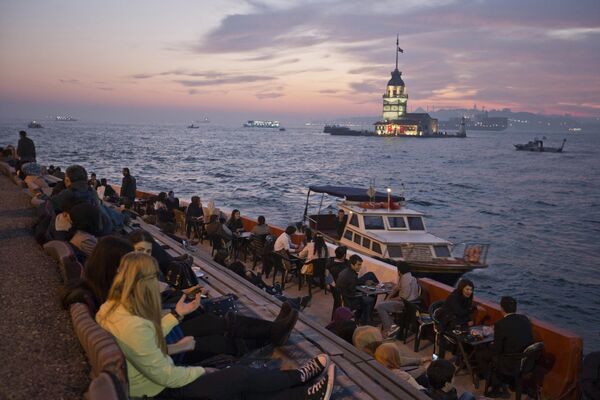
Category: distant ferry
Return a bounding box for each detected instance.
[28,121,43,129]
[243,120,280,128]
[56,116,77,121]
[439,113,507,131]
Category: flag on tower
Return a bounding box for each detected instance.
[398,47,404,53]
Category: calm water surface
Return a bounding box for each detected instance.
[2,119,599,352]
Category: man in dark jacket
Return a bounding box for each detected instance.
[17,130,36,162]
[120,167,137,206]
[336,254,376,325]
[50,165,99,212]
[481,296,535,395]
[492,296,534,375]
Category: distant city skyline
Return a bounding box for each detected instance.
[1,0,599,123]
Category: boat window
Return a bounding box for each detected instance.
[349,213,359,227]
[388,216,407,229]
[353,233,362,245]
[407,216,425,231]
[434,245,451,258]
[388,245,403,258]
[364,216,385,230]
[343,230,353,241]
[372,242,382,254]
[362,237,371,249]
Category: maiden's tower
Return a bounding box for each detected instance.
[374,37,438,136]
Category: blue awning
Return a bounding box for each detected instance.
[308,185,404,202]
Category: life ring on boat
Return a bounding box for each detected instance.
[359,202,401,210]
[465,246,481,263]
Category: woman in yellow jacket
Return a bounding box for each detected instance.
[97,252,335,400]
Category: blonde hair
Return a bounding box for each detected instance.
[374,342,403,369]
[104,252,167,354]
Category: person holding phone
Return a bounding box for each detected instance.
[96,252,336,400]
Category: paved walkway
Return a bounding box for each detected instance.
[0,174,88,399]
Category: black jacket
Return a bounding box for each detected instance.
[492,313,534,375]
[17,137,36,160]
[440,289,474,330]
[120,175,137,201]
[336,267,360,309]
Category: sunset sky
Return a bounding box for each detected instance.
[1,0,599,123]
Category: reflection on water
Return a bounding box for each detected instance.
[2,120,600,352]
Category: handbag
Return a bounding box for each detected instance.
[203,293,239,316]
[301,262,314,275]
[164,261,198,290]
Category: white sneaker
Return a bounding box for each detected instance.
[385,324,400,339]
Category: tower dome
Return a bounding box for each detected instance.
[387,68,405,87]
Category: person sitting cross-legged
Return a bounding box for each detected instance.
[375,261,421,338]
[96,252,336,400]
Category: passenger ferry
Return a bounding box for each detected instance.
[303,185,488,284]
[243,120,280,128]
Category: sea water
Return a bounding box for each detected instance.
[2,119,599,352]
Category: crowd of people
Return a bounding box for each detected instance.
[4,129,590,400]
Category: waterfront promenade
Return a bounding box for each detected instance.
[0,174,88,399]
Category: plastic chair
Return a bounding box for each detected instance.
[400,299,444,352]
[249,234,267,269]
[484,342,545,400]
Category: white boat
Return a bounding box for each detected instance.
[302,185,489,285]
[243,120,280,128]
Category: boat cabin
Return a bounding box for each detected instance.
[303,185,454,263]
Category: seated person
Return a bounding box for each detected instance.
[298,233,330,288]
[483,296,534,395]
[251,215,271,236]
[205,214,233,246]
[437,279,476,358]
[66,201,100,257]
[226,209,244,234]
[336,254,378,325]
[325,307,357,344]
[374,342,429,390]
[97,178,117,202]
[185,196,204,241]
[274,225,301,255]
[423,359,475,400]
[128,229,196,290]
[155,192,176,233]
[47,164,100,212]
[62,235,134,312]
[166,190,180,210]
[325,246,349,318]
[375,261,421,338]
[96,252,335,400]
[352,325,383,355]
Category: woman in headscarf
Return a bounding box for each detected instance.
[352,325,383,356]
[374,342,430,388]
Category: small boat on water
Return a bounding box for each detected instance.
[27,121,43,128]
[302,185,489,285]
[514,138,566,152]
[243,120,280,128]
[187,124,200,129]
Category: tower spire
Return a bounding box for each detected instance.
[395,34,399,70]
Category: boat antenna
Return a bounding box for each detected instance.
[367,183,376,203]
